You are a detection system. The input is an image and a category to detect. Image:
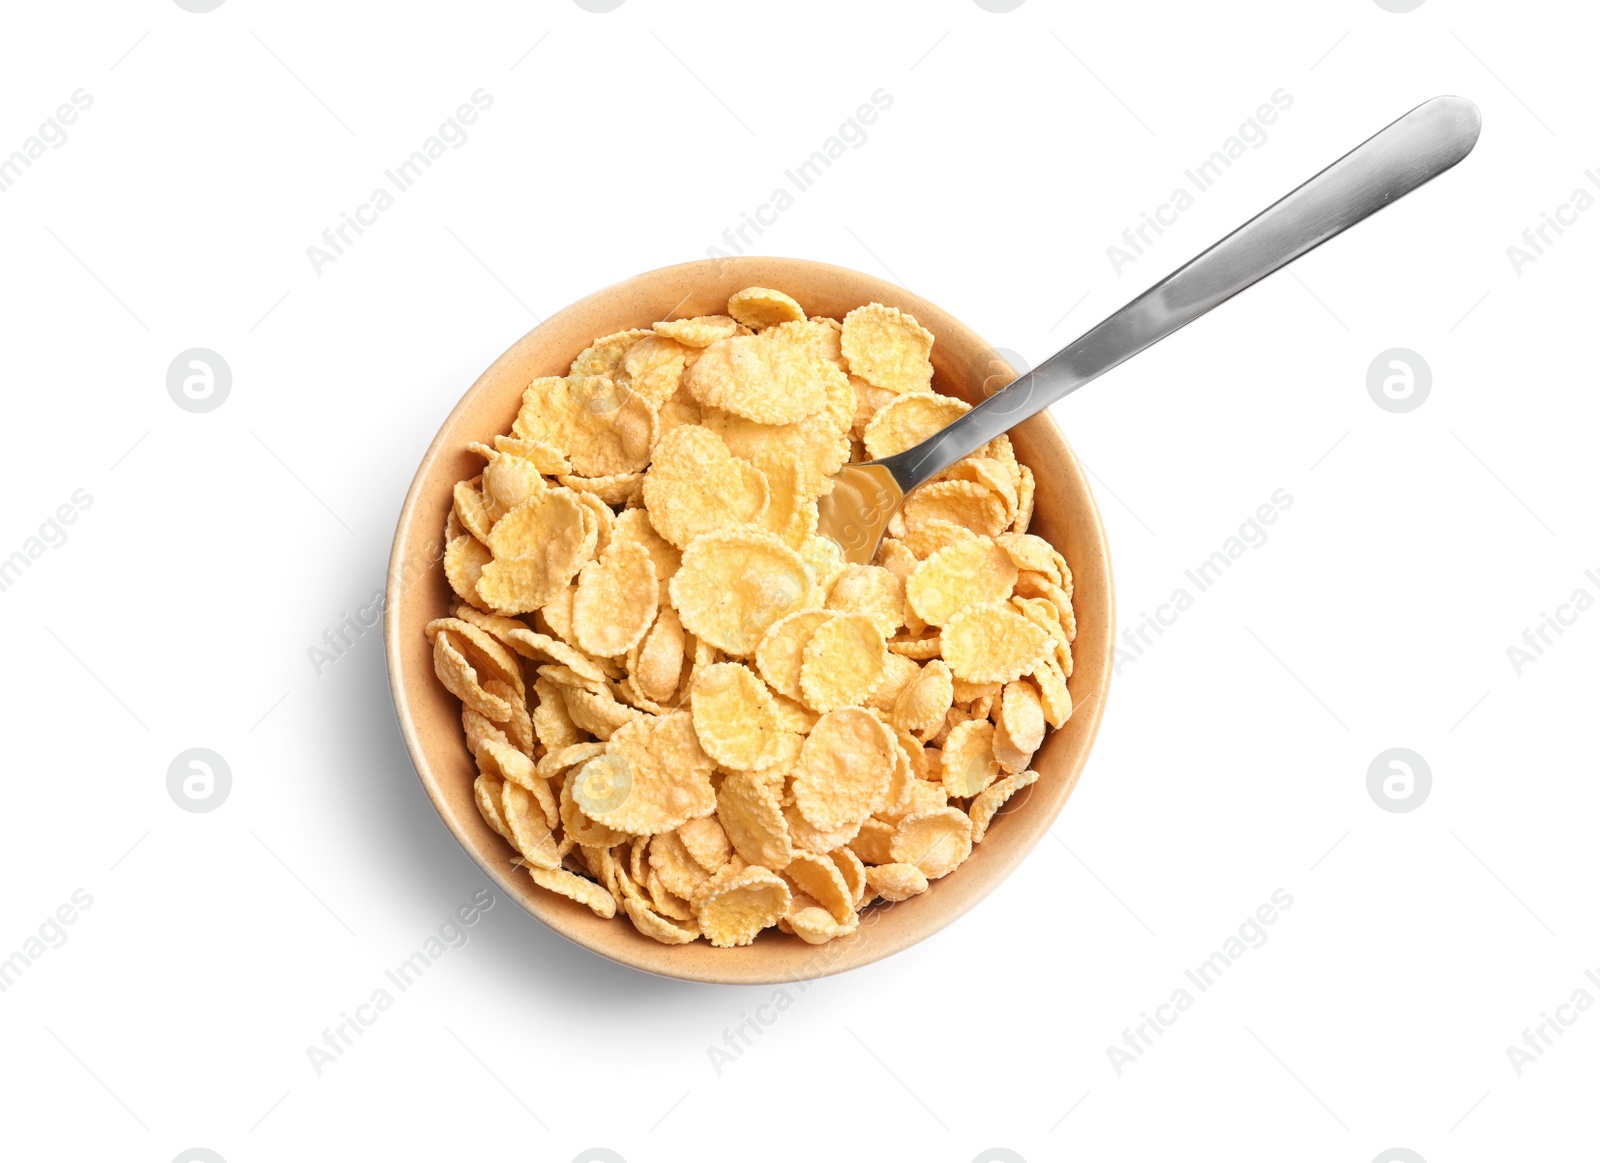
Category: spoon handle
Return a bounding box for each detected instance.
[878,95,1482,491]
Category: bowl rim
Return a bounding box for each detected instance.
[384,256,1114,984]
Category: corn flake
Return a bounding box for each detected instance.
[889,806,973,880]
[641,425,769,550]
[798,613,888,714]
[690,661,784,770]
[571,539,658,659]
[861,392,970,460]
[792,706,895,830]
[669,530,812,656]
[727,286,806,330]
[694,865,791,948]
[841,303,935,395]
[941,600,1052,684]
[654,315,740,347]
[970,768,1038,843]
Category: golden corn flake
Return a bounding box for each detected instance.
[863,862,929,902]
[479,489,594,614]
[624,897,701,944]
[677,815,732,873]
[647,870,695,921]
[861,392,969,460]
[669,530,811,656]
[826,564,904,639]
[530,865,617,919]
[798,613,888,714]
[889,806,973,880]
[474,774,514,842]
[941,719,1000,798]
[690,661,784,770]
[453,478,494,544]
[850,376,898,441]
[695,865,791,948]
[682,328,840,425]
[787,905,858,945]
[847,817,896,865]
[994,680,1045,772]
[841,303,935,395]
[493,435,571,475]
[783,801,862,854]
[654,314,740,347]
[886,634,942,662]
[941,600,1052,684]
[754,459,818,548]
[463,706,508,758]
[902,480,1009,539]
[1031,653,1073,729]
[631,606,687,703]
[574,711,716,835]
[792,706,895,831]
[619,334,687,409]
[641,425,769,550]
[866,651,920,714]
[877,776,949,827]
[717,770,794,869]
[829,846,868,907]
[560,472,643,508]
[433,630,512,722]
[513,375,657,477]
[943,456,1018,524]
[570,328,653,382]
[783,850,855,925]
[904,536,1018,629]
[727,286,806,330]
[648,830,712,900]
[502,780,561,870]
[893,657,954,738]
[701,407,851,501]
[502,625,610,686]
[481,452,548,523]
[562,685,643,740]
[444,535,492,611]
[571,539,659,659]
[970,768,1038,843]
[895,521,975,565]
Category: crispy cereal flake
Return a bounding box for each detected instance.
[791,706,895,831]
[669,529,812,656]
[941,600,1053,684]
[841,302,935,395]
[798,613,888,714]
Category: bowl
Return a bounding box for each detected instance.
[384,256,1114,984]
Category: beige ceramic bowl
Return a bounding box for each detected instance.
[385,257,1114,984]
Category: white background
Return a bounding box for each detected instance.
[0,1,1594,1161]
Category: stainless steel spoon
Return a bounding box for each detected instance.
[817,94,1482,562]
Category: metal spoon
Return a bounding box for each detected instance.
[817,94,1482,563]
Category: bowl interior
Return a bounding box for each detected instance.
[384,257,1113,984]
